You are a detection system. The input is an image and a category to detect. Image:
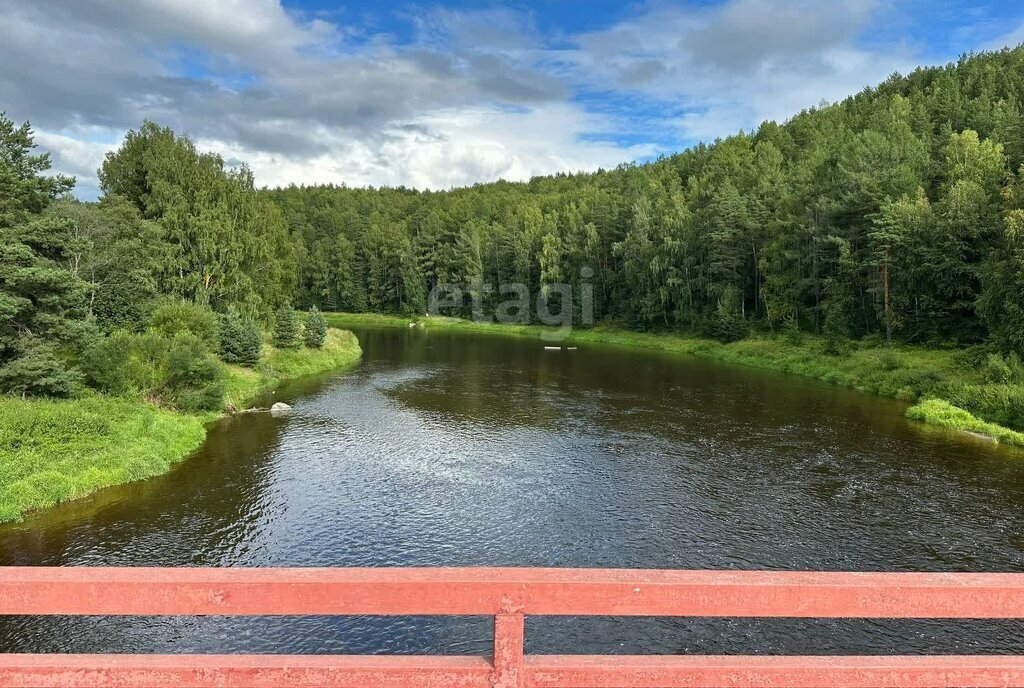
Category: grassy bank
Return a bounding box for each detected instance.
[0,328,362,523]
[222,328,362,409]
[327,312,1024,448]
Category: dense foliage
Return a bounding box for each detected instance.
[6,47,1024,436]
[269,47,1024,356]
[0,114,316,410]
[100,122,297,318]
[0,116,85,397]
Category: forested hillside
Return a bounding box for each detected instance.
[269,46,1024,353]
[4,47,1024,439]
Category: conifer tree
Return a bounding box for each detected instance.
[273,305,300,350]
[303,307,327,349]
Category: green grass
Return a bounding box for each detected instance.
[906,399,1024,447]
[223,328,362,409]
[327,313,1024,447]
[0,395,207,523]
[324,312,413,328]
[0,328,362,523]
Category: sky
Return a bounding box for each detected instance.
[2,0,1024,199]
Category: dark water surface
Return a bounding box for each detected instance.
[3,326,1024,655]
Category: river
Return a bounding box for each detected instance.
[2,326,1023,655]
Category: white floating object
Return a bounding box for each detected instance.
[567,347,578,350]
[270,402,292,415]
[544,346,561,350]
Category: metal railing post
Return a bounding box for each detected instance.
[491,612,525,688]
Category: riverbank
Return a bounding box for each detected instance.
[326,313,1024,448]
[0,328,362,523]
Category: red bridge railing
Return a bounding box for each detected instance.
[3,567,1024,686]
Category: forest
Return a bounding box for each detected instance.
[4,47,1024,431]
[272,47,1024,355]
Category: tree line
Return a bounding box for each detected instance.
[4,46,1024,401]
[271,46,1024,353]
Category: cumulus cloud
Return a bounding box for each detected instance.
[566,0,919,141]
[2,0,629,195]
[0,0,1003,197]
[196,103,657,191]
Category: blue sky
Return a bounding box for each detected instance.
[2,0,1023,198]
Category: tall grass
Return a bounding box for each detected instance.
[906,399,1024,447]
[223,328,362,408]
[1,328,362,523]
[0,396,206,523]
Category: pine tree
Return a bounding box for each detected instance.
[0,114,87,397]
[303,306,327,349]
[218,308,262,366]
[273,305,300,350]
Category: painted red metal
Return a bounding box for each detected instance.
[4,655,1024,688]
[2,568,1024,687]
[4,567,1024,617]
[0,655,491,687]
[525,655,1024,688]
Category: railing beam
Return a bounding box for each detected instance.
[526,655,1024,688]
[5,655,1024,688]
[4,568,1024,617]
[491,613,525,688]
[5,568,1024,687]
[0,655,492,688]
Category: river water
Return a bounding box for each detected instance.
[2,326,1024,655]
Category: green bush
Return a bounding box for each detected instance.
[273,305,301,350]
[82,330,224,412]
[981,353,1024,384]
[303,307,327,349]
[952,344,991,370]
[878,351,902,371]
[163,333,225,412]
[218,309,262,367]
[82,330,168,395]
[92,270,159,333]
[148,299,219,349]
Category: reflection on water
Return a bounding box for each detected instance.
[2,326,1024,654]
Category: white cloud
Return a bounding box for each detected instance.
[197,104,657,191]
[1,0,1005,198]
[31,129,120,199]
[565,0,920,142]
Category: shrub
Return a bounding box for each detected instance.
[822,298,851,354]
[879,351,901,371]
[952,344,991,370]
[82,330,168,395]
[303,307,327,349]
[273,305,301,350]
[148,299,219,349]
[218,309,262,367]
[82,330,225,412]
[981,353,1024,385]
[163,333,225,412]
[783,323,806,347]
